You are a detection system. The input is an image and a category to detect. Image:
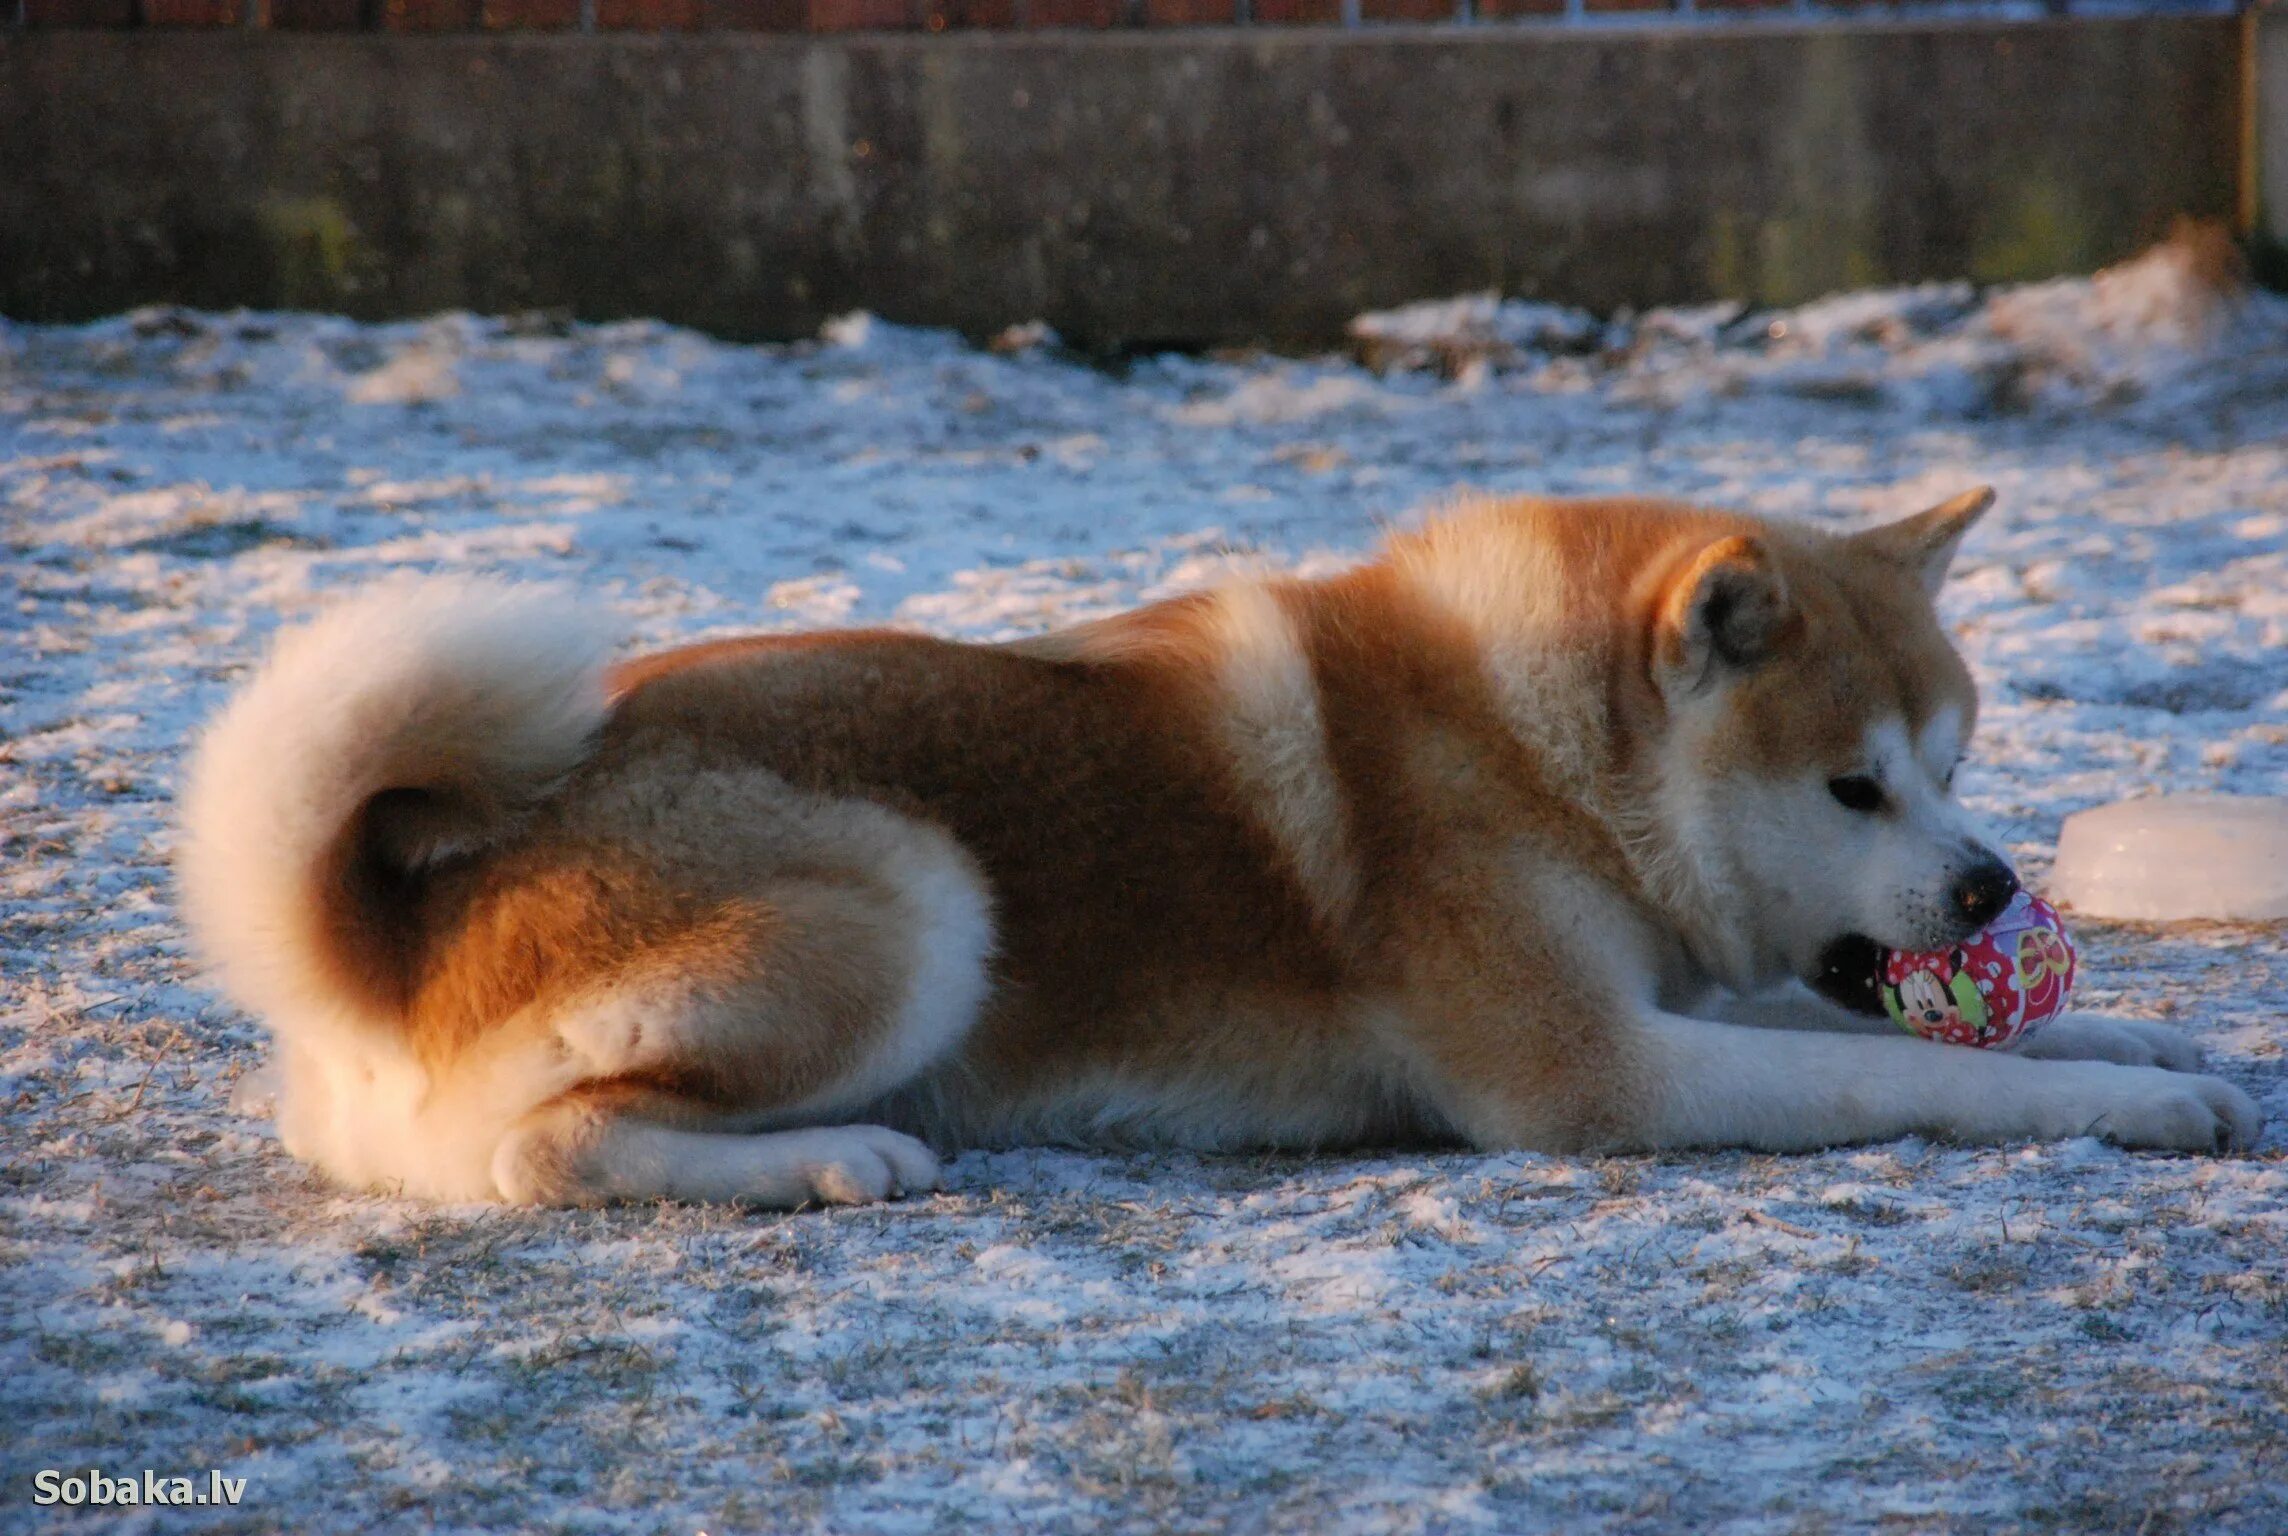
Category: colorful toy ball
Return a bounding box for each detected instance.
[1879,890,2077,1050]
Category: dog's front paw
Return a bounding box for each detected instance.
[2044,1065,2262,1154]
[2019,1015,2205,1072]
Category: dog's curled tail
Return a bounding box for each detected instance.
[178,577,613,1036]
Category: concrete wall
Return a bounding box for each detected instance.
[0,20,2243,346]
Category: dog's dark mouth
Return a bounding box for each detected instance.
[1808,933,1888,1018]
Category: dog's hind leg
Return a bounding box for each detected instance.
[467,797,995,1208]
[493,1083,943,1207]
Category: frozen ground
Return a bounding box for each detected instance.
[4,238,2288,1534]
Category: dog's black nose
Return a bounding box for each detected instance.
[1954,859,2019,930]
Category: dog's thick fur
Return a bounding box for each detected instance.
[179,494,2262,1205]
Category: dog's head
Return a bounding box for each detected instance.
[1636,488,2015,1004]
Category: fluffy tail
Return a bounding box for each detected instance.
[178,577,613,1036]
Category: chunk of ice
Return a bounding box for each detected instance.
[2053,794,2288,921]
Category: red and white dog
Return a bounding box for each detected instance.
[179,491,2259,1206]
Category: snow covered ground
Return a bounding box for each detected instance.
[5,238,2287,1533]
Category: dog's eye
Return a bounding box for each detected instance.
[1828,775,1885,813]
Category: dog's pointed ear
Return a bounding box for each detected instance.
[1854,487,1995,598]
[1654,534,1792,698]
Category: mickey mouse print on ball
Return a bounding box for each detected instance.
[1879,890,2077,1050]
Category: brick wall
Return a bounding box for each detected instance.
[11,0,1960,29]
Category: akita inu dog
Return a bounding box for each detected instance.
[179,490,2261,1206]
